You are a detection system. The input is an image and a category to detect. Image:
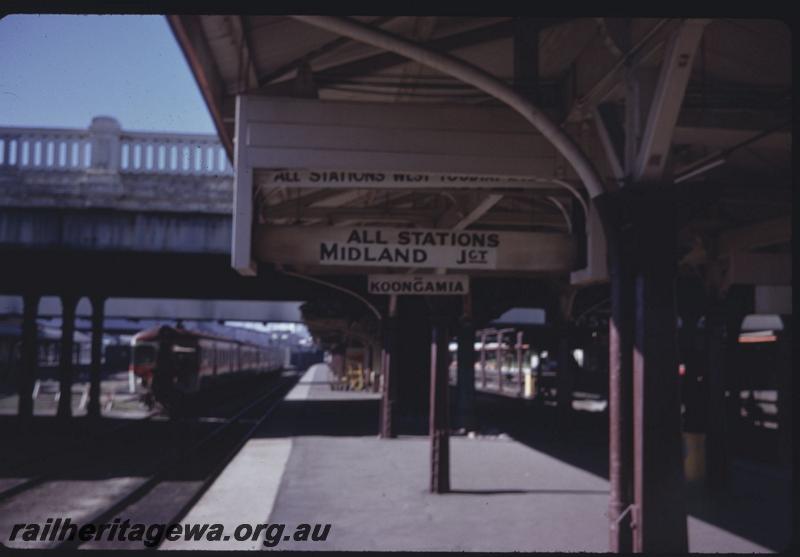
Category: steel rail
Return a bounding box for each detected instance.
[0,372,286,505]
[53,373,297,550]
[152,374,298,549]
[0,410,161,503]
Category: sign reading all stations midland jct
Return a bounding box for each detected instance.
[322,228,498,269]
[368,275,469,295]
[253,226,576,272]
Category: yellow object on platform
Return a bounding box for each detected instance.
[683,432,706,483]
[524,373,536,399]
[347,364,364,391]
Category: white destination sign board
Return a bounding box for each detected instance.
[368,275,469,295]
[253,225,575,272]
[257,169,555,190]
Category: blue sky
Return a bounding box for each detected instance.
[0,14,216,134]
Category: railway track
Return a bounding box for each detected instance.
[50,372,298,550]
[2,407,163,467]
[0,379,275,502]
[0,370,295,503]
[0,409,163,503]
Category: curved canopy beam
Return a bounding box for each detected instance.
[290,15,607,200]
[279,268,382,322]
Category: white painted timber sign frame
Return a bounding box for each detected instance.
[232,95,573,275]
[259,169,562,190]
[368,275,469,295]
[252,225,575,272]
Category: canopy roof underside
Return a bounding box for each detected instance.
[170,16,791,272]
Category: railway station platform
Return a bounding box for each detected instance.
[164,364,780,552]
[284,360,382,402]
[0,370,147,418]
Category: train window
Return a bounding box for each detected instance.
[172,345,197,370]
[133,345,156,365]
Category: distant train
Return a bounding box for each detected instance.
[130,325,286,410]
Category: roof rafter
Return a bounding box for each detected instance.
[310,19,520,84]
[258,16,399,86]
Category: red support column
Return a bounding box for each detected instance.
[496,331,505,394]
[455,295,477,431]
[557,324,575,433]
[393,297,434,432]
[704,298,728,491]
[556,288,577,433]
[777,317,792,470]
[430,320,451,493]
[480,331,487,389]
[598,190,636,553]
[380,314,398,438]
[630,190,687,553]
[515,330,524,397]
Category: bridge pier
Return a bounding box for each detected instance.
[17,292,40,423]
[56,294,78,419]
[87,295,105,419]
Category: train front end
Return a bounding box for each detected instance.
[130,326,204,411]
[130,328,160,404]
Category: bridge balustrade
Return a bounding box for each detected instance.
[119,131,230,175]
[0,117,232,178]
[0,127,91,170]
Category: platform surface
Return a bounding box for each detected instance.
[170,364,777,552]
[268,436,772,553]
[284,361,382,401]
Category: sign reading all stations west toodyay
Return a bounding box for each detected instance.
[264,170,542,188]
[253,226,576,272]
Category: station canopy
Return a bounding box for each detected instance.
[169,17,791,281]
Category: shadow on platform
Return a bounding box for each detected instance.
[473,392,791,552]
[256,399,380,438]
[449,488,609,496]
[0,415,227,482]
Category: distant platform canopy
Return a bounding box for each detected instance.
[0,296,305,323]
[490,307,547,326]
